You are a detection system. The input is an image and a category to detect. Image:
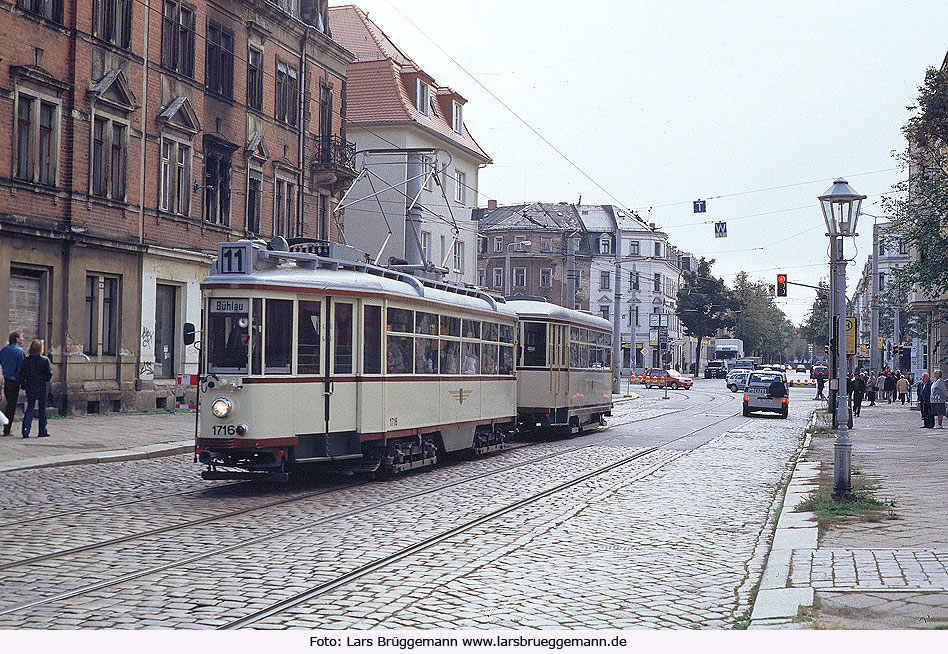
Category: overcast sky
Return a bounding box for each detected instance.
[331,0,948,326]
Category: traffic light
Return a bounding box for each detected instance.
[776,273,788,297]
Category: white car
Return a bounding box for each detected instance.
[743,371,789,418]
[726,370,750,393]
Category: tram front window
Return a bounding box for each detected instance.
[208,298,250,372]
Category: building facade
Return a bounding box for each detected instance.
[1,0,355,414]
[327,5,490,285]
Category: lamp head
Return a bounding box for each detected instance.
[819,178,866,236]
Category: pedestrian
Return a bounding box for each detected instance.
[897,375,910,405]
[919,372,934,428]
[866,370,876,406]
[931,370,946,429]
[815,368,825,400]
[20,339,52,439]
[884,372,896,404]
[852,372,867,417]
[0,330,26,436]
[907,372,915,403]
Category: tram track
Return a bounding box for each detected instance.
[0,390,741,620]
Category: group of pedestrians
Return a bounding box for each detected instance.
[0,330,53,438]
[839,366,946,429]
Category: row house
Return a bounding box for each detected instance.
[474,202,690,373]
[0,0,355,415]
[327,5,490,285]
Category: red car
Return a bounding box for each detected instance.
[644,368,693,390]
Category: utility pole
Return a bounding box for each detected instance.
[870,220,879,373]
[612,221,622,394]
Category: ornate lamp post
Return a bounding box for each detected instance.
[819,178,865,501]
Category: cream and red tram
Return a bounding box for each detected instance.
[193,240,518,481]
[505,299,613,435]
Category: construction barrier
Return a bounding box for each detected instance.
[175,374,199,410]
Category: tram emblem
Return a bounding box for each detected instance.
[448,388,473,404]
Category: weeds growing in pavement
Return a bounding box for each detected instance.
[796,467,898,535]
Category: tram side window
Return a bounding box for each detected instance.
[499,324,514,344]
[297,300,321,374]
[415,312,438,336]
[482,343,499,374]
[387,335,413,373]
[440,340,459,374]
[415,337,437,374]
[265,299,292,373]
[483,322,499,341]
[387,307,413,333]
[523,322,547,367]
[334,302,353,374]
[363,305,381,374]
[207,300,250,372]
[499,345,514,375]
[462,342,479,374]
[441,315,461,337]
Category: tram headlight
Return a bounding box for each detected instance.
[211,397,232,419]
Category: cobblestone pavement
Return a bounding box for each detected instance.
[0,380,812,629]
[773,401,948,629]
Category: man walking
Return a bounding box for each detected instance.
[919,372,934,429]
[852,372,867,417]
[0,330,25,436]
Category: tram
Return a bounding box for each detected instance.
[506,299,613,435]
[188,239,519,481]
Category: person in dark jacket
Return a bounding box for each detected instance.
[20,339,52,438]
[0,330,25,435]
[884,372,896,404]
[918,372,934,429]
[852,372,867,417]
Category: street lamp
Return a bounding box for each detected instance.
[820,177,866,501]
[504,240,531,297]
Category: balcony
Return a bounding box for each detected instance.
[312,136,358,192]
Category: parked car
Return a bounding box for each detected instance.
[795,364,807,373]
[704,360,728,379]
[726,369,751,393]
[644,368,693,390]
[732,359,757,370]
[743,371,789,418]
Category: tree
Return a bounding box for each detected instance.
[883,65,948,307]
[731,272,793,359]
[799,281,830,347]
[676,257,738,369]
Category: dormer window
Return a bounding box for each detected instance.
[452,101,463,134]
[416,79,430,116]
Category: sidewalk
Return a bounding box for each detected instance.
[751,397,948,629]
[0,411,195,473]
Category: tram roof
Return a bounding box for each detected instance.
[204,262,518,320]
[504,299,612,331]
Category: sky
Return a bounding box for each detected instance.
[329,0,948,325]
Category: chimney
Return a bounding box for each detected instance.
[487,199,497,210]
[649,222,656,230]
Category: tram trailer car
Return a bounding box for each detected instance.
[506,299,613,435]
[191,240,519,481]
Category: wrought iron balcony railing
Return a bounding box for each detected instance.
[313,135,356,175]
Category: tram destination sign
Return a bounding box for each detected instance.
[210,298,248,314]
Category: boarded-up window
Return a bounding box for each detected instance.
[9,269,42,341]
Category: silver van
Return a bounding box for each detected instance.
[743,371,789,418]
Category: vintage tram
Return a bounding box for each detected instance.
[506,299,613,435]
[189,239,519,481]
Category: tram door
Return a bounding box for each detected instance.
[324,299,358,435]
[551,324,568,411]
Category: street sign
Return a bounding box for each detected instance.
[694,200,706,213]
[649,329,659,345]
[714,221,727,238]
[640,347,649,356]
[878,336,884,350]
[649,314,660,327]
[846,317,857,356]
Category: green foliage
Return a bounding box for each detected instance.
[731,272,793,359]
[797,477,897,535]
[799,280,830,347]
[676,257,739,363]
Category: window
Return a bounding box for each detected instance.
[93,0,132,49]
[600,236,611,255]
[600,271,611,290]
[319,82,333,137]
[275,176,297,237]
[494,236,503,253]
[541,237,552,252]
[416,79,430,116]
[477,269,486,286]
[492,268,503,288]
[899,239,910,255]
[655,241,662,257]
[514,267,526,288]
[264,299,292,373]
[453,241,465,273]
[206,23,234,98]
[297,300,321,374]
[629,241,640,256]
[540,268,552,288]
[454,170,465,203]
[84,274,119,356]
[600,305,610,320]
[477,235,488,254]
[630,271,639,290]
[275,60,298,125]
[17,0,63,23]
[654,273,661,292]
[514,236,528,251]
[363,305,382,375]
[247,47,263,110]
[161,1,195,77]
[522,322,547,367]
[204,145,231,225]
[247,170,262,234]
[452,100,463,134]
[15,94,59,186]
[159,138,190,215]
[334,303,353,374]
[91,116,126,200]
[421,231,431,262]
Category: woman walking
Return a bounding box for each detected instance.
[867,371,877,406]
[897,375,910,405]
[20,339,51,439]
[931,370,946,429]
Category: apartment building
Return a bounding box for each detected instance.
[0,0,354,414]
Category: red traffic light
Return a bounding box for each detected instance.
[776,273,788,296]
[777,274,786,284]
